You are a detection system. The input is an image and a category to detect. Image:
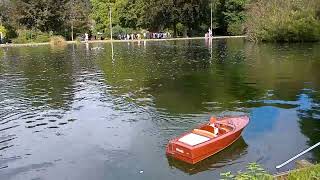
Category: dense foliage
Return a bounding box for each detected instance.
[0,0,91,41]
[89,0,248,37]
[0,0,319,42]
[0,25,6,36]
[246,0,320,42]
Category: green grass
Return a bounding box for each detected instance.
[222,163,320,180]
[287,164,320,180]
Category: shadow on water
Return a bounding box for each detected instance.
[167,137,248,175]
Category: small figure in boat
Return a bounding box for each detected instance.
[210,117,219,137]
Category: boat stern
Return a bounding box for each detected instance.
[166,138,197,164]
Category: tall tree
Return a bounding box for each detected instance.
[14,0,68,32]
[66,0,92,40]
[90,0,117,34]
[176,0,210,36]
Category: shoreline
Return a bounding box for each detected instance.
[0,36,246,48]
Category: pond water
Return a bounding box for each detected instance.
[0,39,320,180]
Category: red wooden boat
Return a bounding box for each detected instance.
[166,116,249,164]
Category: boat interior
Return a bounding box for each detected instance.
[192,123,234,139]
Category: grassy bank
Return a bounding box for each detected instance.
[286,164,320,179]
[0,36,246,47]
[221,162,320,180]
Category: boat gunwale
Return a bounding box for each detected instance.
[171,117,248,148]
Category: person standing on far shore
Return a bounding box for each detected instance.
[85,33,89,42]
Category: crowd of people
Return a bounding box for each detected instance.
[117,32,171,40]
[80,32,172,41]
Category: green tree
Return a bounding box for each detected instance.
[0,25,6,42]
[0,25,7,35]
[214,0,247,35]
[0,0,19,38]
[4,0,91,39]
[246,0,320,42]
[90,0,117,35]
[224,0,247,35]
[66,0,92,40]
[175,0,210,36]
[91,0,212,37]
[14,0,68,32]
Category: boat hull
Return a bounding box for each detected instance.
[166,116,249,164]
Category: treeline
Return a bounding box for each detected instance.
[0,0,91,43]
[0,0,319,42]
[91,0,246,37]
[246,0,320,42]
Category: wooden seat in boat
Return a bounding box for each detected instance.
[192,129,216,138]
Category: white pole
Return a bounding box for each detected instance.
[71,21,74,41]
[109,4,113,41]
[71,0,74,41]
[276,142,320,169]
[109,3,114,60]
[210,1,213,37]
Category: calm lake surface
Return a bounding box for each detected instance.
[0,39,320,180]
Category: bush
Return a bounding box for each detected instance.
[33,33,50,43]
[176,23,187,37]
[12,34,29,44]
[12,30,50,44]
[228,21,245,35]
[75,37,82,44]
[112,25,125,38]
[246,0,320,42]
[49,36,67,46]
[0,25,7,39]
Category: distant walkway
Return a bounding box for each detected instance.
[88,35,246,43]
[0,36,246,47]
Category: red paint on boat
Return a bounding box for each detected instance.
[166,116,249,164]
